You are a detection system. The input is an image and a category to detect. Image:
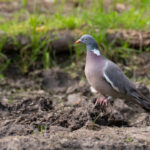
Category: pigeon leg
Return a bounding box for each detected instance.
[101,98,108,106]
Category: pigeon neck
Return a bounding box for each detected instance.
[86,44,100,56]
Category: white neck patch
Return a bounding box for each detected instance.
[92,49,100,56]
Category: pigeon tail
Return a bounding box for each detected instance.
[131,91,150,111]
[136,99,150,111]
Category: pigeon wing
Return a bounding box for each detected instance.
[103,60,136,95]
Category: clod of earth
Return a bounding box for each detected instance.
[1,30,76,55]
[0,30,77,74]
[106,29,150,49]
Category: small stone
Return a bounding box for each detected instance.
[67,93,82,106]
[66,84,78,94]
[37,90,45,94]
[85,121,101,131]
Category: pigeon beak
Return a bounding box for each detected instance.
[75,40,81,44]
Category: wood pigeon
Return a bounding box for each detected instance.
[76,34,150,111]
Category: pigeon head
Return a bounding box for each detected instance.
[75,34,99,51]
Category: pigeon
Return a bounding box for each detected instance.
[75,34,150,111]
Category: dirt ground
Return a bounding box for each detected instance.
[0,0,91,18]
[0,59,150,149]
[0,0,150,149]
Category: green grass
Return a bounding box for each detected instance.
[40,125,47,134]
[2,0,149,34]
[0,0,150,73]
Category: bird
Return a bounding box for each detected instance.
[75,34,150,111]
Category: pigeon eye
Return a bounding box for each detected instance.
[85,38,88,41]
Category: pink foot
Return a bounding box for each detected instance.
[95,98,108,107]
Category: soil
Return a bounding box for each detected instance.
[0,59,150,149]
[0,0,92,18]
[0,0,150,149]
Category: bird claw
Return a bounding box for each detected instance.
[95,98,108,107]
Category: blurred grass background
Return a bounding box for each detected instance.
[0,0,150,74]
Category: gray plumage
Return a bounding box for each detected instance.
[76,34,150,111]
